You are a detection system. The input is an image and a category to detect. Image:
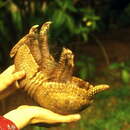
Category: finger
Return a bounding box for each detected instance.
[32,112,81,124]
[53,114,81,123]
[0,65,15,77]
[0,71,25,91]
[12,70,26,81]
[41,109,81,123]
[4,71,25,86]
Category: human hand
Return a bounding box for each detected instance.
[0,65,25,100]
[0,65,25,92]
[4,105,81,129]
[1,66,80,129]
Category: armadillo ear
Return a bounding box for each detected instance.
[10,25,39,58]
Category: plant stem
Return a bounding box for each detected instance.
[91,34,110,65]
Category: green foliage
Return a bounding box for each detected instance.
[109,61,130,84]
[76,56,96,80]
[119,3,130,27]
[32,126,46,130]
[79,84,130,130]
[0,0,100,44]
[23,126,46,130]
[45,0,100,43]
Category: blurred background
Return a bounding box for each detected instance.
[0,0,130,130]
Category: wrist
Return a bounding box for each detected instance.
[0,116,18,130]
[3,108,33,129]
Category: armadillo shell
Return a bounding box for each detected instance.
[14,44,93,114]
[34,82,91,114]
[21,79,91,114]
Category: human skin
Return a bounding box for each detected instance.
[0,65,80,129]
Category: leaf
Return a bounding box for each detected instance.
[52,10,66,28]
[11,11,22,31]
[55,0,63,8]
[82,32,88,41]
[121,70,130,83]
[66,1,77,12]
[92,16,100,20]
[66,15,75,33]
[108,63,121,69]
[79,68,88,80]
[0,1,8,8]
[0,20,8,38]
[76,61,85,67]
[68,5,77,12]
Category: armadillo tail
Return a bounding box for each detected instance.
[86,84,110,98]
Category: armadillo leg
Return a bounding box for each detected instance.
[50,48,74,82]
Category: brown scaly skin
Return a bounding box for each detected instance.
[10,21,109,115]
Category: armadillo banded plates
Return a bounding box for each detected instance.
[10,21,109,114]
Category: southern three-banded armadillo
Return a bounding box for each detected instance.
[10,21,109,115]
